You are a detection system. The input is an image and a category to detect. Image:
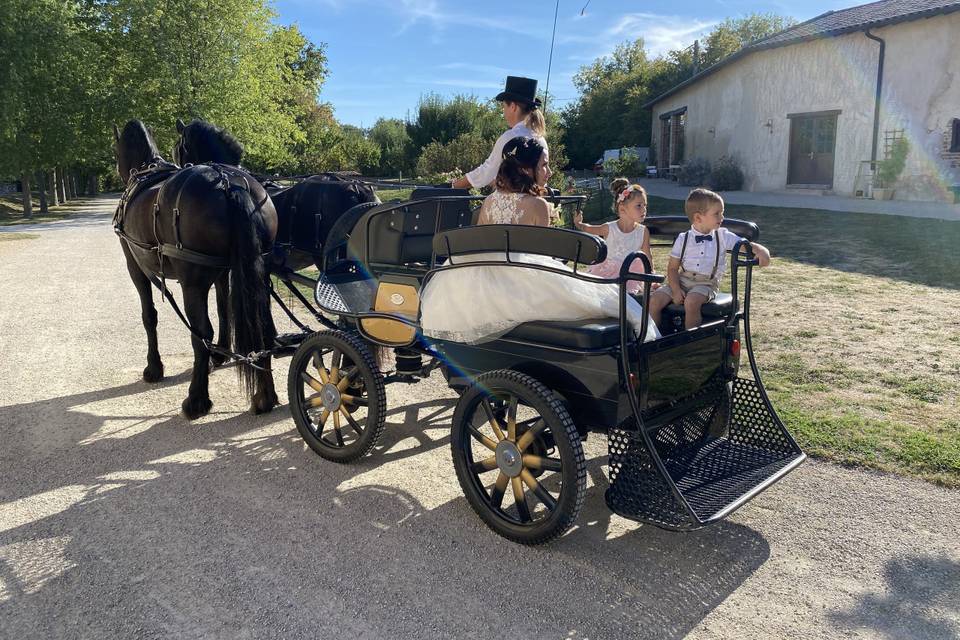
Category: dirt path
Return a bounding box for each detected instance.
[0,196,957,639]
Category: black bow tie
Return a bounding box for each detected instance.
[695,234,713,243]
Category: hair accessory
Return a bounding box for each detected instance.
[616,183,642,203]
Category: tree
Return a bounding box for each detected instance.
[369,118,413,177]
[701,14,797,68]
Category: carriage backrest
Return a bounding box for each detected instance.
[643,216,760,245]
[347,193,474,267]
[433,224,607,266]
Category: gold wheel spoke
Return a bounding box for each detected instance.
[331,410,345,446]
[490,472,508,509]
[339,407,364,436]
[307,396,327,409]
[480,398,506,441]
[312,351,330,383]
[340,394,367,407]
[522,454,562,472]
[470,455,498,474]
[336,367,360,391]
[507,394,518,442]
[468,425,498,452]
[329,349,342,384]
[315,408,330,433]
[302,372,324,393]
[520,469,557,511]
[516,418,547,452]
[511,476,530,522]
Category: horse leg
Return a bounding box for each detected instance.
[181,283,215,419]
[210,270,230,368]
[121,243,164,382]
[250,279,278,414]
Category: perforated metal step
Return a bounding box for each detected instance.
[605,377,805,530]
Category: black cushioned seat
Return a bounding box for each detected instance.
[667,291,734,317]
[501,318,621,349]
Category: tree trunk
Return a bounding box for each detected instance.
[56,167,67,202]
[37,172,48,214]
[87,173,98,195]
[66,172,76,199]
[21,173,33,218]
[47,170,59,206]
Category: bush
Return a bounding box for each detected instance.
[709,155,744,191]
[603,149,645,178]
[875,137,910,188]
[678,157,711,186]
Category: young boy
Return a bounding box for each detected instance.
[649,188,771,330]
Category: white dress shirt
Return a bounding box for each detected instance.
[669,227,744,279]
[465,121,548,188]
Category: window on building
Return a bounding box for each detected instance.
[951,118,960,153]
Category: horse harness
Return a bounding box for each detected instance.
[114,160,272,370]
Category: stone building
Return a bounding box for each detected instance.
[645,0,960,202]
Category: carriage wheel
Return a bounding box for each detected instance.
[451,370,586,545]
[288,330,386,463]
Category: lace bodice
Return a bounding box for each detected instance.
[483,191,526,225]
[604,221,645,262]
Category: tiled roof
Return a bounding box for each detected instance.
[645,0,960,108]
[752,0,960,48]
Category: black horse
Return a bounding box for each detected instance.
[113,120,279,419]
[173,118,378,272]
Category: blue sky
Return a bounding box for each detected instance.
[273,0,854,127]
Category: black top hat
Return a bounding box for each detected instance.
[495,76,541,108]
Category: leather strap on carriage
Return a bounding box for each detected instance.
[678,229,720,279]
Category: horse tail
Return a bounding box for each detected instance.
[225,182,271,396]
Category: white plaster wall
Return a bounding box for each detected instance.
[651,12,960,201]
[878,13,960,201]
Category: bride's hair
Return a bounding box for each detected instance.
[496,136,546,196]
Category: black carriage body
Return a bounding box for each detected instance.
[289,192,804,540]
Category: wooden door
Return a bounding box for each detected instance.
[788,113,837,187]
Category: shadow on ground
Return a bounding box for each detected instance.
[827,555,960,640]
[0,379,772,639]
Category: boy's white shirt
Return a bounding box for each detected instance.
[465,121,548,188]
[668,227,743,279]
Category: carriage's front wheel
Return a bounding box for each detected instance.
[451,370,586,545]
[288,330,386,462]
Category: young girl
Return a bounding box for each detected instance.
[573,178,653,293]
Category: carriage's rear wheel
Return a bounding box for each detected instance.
[451,370,586,545]
[288,330,386,462]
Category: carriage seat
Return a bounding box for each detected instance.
[665,292,734,318]
[350,189,473,267]
[502,318,621,350]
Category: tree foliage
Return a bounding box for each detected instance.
[561,12,796,168]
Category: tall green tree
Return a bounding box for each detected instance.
[369,118,413,177]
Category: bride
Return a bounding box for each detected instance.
[419,136,660,344]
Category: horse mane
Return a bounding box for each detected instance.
[121,120,161,162]
[184,120,244,165]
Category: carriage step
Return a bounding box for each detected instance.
[605,377,805,530]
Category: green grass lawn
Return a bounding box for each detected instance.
[631,195,960,487]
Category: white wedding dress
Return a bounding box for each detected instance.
[419,191,660,345]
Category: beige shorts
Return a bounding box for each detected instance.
[657,273,720,302]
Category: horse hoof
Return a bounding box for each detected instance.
[252,390,279,415]
[182,396,213,420]
[143,364,164,383]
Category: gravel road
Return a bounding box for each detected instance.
[1,196,957,639]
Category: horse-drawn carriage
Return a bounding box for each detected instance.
[114,119,804,545]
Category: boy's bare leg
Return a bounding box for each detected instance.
[683,293,708,329]
[649,290,672,328]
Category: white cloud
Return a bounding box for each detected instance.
[393,0,546,38]
[559,11,717,58]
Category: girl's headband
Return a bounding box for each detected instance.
[616,183,644,203]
